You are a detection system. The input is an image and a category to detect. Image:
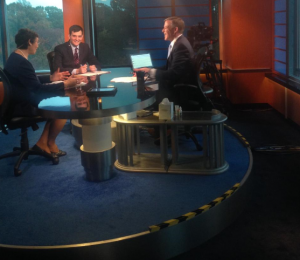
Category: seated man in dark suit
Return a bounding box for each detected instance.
[54,25,101,75]
[134,16,208,108]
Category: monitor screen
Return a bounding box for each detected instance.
[130,53,153,69]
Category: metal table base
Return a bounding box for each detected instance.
[114,110,229,175]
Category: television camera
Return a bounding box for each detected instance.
[187,22,218,57]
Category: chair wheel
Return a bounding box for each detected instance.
[52,156,59,165]
[14,168,22,176]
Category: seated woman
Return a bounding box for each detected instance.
[4,28,79,157]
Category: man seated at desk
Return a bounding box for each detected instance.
[134,16,209,109]
[54,25,101,75]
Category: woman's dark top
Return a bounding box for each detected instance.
[4,52,65,116]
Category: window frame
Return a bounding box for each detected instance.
[267,0,300,93]
[290,0,300,79]
[0,1,8,67]
[0,0,65,73]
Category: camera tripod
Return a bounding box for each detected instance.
[195,42,231,114]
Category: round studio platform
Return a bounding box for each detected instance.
[0,125,252,259]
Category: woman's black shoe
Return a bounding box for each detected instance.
[51,150,67,157]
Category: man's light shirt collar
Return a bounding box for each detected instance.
[170,34,182,48]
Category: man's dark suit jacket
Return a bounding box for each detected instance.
[154,35,197,105]
[54,41,101,74]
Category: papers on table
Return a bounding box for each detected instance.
[51,80,85,88]
[79,71,111,76]
[110,77,137,83]
[110,76,154,83]
[146,83,158,91]
[50,81,63,84]
[64,81,87,90]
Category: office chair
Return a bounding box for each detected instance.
[47,51,56,74]
[173,53,215,151]
[0,68,59,177]
[174,53,214,109]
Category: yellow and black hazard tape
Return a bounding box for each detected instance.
[224,124,250,147]
[149,183,240,232]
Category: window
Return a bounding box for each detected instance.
[93,0,137,67]
[0,27,3,68]
[0,1,5,68]
[273,0,300,81]
[3,0,64,71]
[288,0,300,80]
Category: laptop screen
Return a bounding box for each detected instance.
[130,53,153,69]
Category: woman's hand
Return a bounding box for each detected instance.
[64,75,83,89]
[50,68,70,81]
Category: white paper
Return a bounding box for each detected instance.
[49,81,63,84]
[64,81,87,90]
[111,76,153,83]
[79,71,111,76]
[110,77,137,83]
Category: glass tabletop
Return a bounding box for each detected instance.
[37,67,156,119]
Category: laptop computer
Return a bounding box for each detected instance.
[130,53,158,88]
[130,53,153,70]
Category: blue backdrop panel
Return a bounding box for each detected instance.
[175,0,209,4]
[275,0,286,11]
[140,49,168,59]
[274,61,286,75]
[275,49,286,63]
[182,16,210,26]
[139,29,163,39]
[274,25,286,37]
[176,6,209,16]
[138,18,165,28]
[275,12,286,24]
[139,39,169,49]
[137,0,212,62]
[153,59,167,67]
[275,37,286,50]
[138,0,172,7]
[138,7,172,18]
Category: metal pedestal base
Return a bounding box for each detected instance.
[72,119,82,149]
[114,153,229,174]
[81,143,116,182]
[72,119,118,149]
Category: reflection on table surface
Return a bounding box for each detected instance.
[37,67,156,119]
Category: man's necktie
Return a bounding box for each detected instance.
[74,47,79,65]
[167,44,172,58]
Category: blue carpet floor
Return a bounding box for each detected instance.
[0,122,250,246]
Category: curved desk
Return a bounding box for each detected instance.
[37,69,156,181]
